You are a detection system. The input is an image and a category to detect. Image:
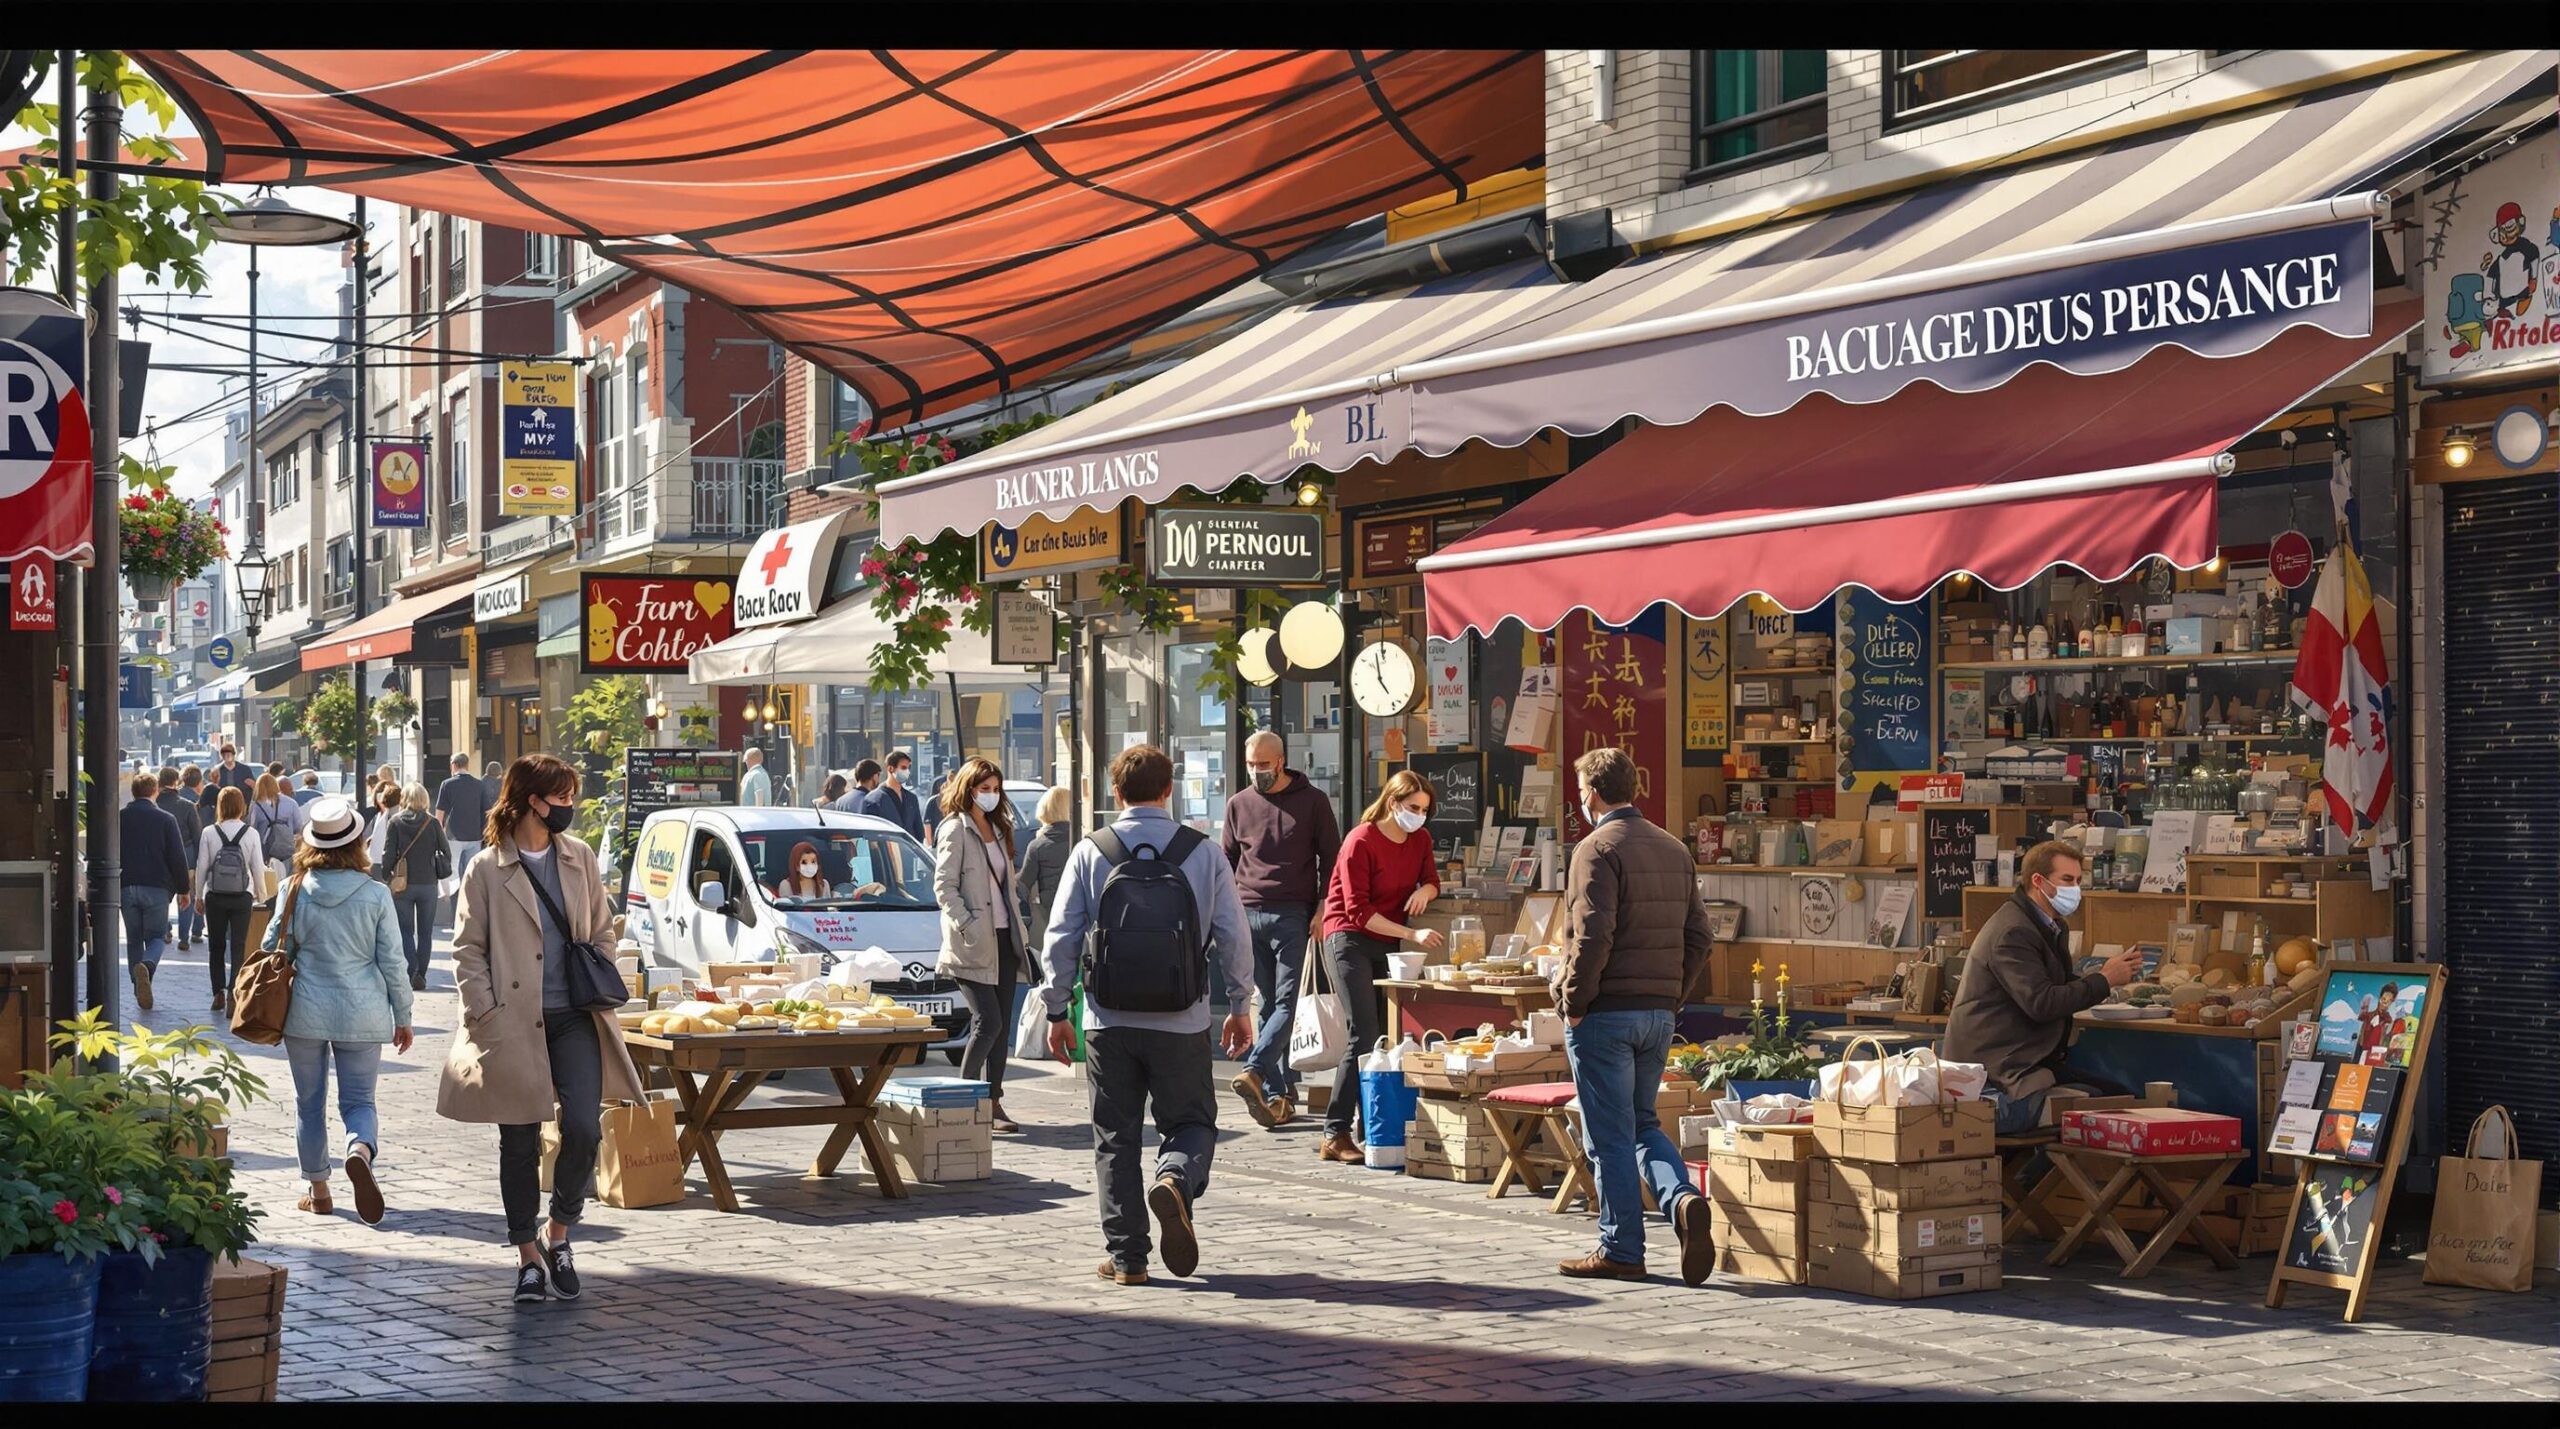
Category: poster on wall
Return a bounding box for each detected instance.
[1560,609,1667,840]
[1835,588,1933,800]
[1425,636,1470,747]
[581,574,735,672]
[1682,614,1730,761]
[2417,132,2557,387]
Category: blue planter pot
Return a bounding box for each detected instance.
[87,1246,215,1403]
[0,1252,102,1402]
[1726,1078,1818,1102]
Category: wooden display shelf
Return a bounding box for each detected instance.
[1731,665,1831,678]
[1941,651,2297,673]
[1726,776,1830,785]
[1950,734,2315,746]
[1732,737,1829,745]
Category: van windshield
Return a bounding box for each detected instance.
[738,827,936,911]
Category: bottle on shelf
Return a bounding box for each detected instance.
[2027,617,2051,662]
[2055,616,2074,660]
[2259,592,2287,650]
[2183,669,2205,736]
[2248,917,2270,986]
[1995,619,2014,661]
[2145,616,2166,657]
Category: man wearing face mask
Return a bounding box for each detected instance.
[1944,840,2142,1136]
[861,747,929,845]
[1219,730,1342,1128]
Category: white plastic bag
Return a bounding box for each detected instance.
[838,946,906,987]
[1739,1093,1815,1125]
[1012,1000,1052,1060]
[1817,1047,1992,1106]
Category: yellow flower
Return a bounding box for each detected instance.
[1751,960,1764,977]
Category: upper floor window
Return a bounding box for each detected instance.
[410,239,431,316]
[1884,50,2143,132]
[524,232,562,282]
[442,215,467,298]
[269,451,300,511]
[445,393,471,545]
[1691,50,1827,180]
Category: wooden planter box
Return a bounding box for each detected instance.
[208,1257,286,1402]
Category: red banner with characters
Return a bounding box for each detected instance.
[1560,608,1667,840]
[581,574,735,673]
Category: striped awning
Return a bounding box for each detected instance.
[880,49,2552,545]
[134,50,1542,429]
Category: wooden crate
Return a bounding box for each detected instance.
[208,1257,285,1403]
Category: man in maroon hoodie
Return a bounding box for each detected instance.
[1220,730,1341,1128]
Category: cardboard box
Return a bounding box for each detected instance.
[207,1258,285,1403]
[1710,1199,1808,1265]
[1707,1149,1809,1212]
[1811,820,1866,867]
[1704,1122,1822,1161]
[1405,1124,1502,1176]
[1813,1200,2002,1258]
[2059,1107,2243,1157]
[1413,1094,1495,1137]
[1715,1245,1808,1285]
[1403,1046,1566,1095]
[1809,1155,1997,1211]
[1656,1076,1708,1118]
[2164,616,2212,655]
[1807,1243,2002,1300]
[1811,1098,1996,1164]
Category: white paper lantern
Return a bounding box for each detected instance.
[1276,600,1345,672]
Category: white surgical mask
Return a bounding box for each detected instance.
[1392,808,1427,834]
[2045,881,2082,918]
[799,861,819,878]
[974,790,1001,813]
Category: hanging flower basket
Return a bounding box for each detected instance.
[119,488,228,594]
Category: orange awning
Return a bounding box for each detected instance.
[300,582,474,672]
[136,50,1542,428]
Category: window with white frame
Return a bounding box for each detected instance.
[442,215,467,299]
[1884,50,2142,131]
[1690,50,1827,179]
[524,232,562,281]
[269,448,299,511]
[445,393,470,545]
[593,354,629,495]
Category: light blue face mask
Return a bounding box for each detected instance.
[2045,881,2083,918]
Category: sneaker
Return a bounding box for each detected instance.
[132,962,154,1011]
[1229,1070,1279,1129]
[1147,1176,1199,1278]
[1557,1252,1647,1281]
[542,1240,581,1300]
[1673,1193,1714,1287]
[1095,1258,1148,1286]
[344,1144,386,1226]
[1318,1131,1366,1165]
[513,1260,549,1305]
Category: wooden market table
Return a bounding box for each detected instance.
[2044,1144,2247,1278]
[1376,978,1554,1041]
[623,1026,939,1213]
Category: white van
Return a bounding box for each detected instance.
[623,806,970,1057]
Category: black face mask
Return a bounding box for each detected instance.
[538,799,577,834]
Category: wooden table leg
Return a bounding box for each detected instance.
[2126,1158,2241,1276]
[676,1068,743,1213]
[841,1053,907,1200]
[2046,1152,2142,1269]
[1483,1107,1544,1200]
[1548,1111,1591,1215]
[2007,1161,2066,1242]
[809,1065,865,1178]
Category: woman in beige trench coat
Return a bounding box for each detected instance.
[438,753,644,1307]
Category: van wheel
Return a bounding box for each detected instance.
[944,1048,964,1066]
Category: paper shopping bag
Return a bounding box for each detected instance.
[596,1091,687,1209]
[2424,1106,2541,1293]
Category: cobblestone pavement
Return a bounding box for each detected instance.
[112,935,2559,1402]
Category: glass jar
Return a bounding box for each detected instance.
[1448,915,1487,966]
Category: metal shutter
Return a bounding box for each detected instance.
[2440,473,2559,1205]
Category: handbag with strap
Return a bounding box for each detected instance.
[229,874,307,1046]
[519,855,630,1012]
[1286,931,1348,1073]
[2424,1105,2542,1293]
[388,816,434,896]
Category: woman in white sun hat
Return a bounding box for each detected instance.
[258,794,414,1226]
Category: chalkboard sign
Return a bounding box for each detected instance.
[1835,588,1933,783]
[1923,806,1991,918]
[1407,752,1484,846]
[624,749,741,844]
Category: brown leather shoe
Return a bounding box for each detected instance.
[1318,1131,1366,1165]
[1265,1095,1297,1128]
[1096,1258,1148,1286]
[1674,1193,1714,1287]
[1230,1070,1279,1128]
[131,962,154,1011]
[1147,1176,1198,1278]
[1558,1252,1646,1280]
[297,1187,334,1216]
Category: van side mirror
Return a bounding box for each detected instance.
[698,880,728,914]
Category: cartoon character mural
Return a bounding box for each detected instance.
[2482,200,2541,319]
[2442,273,2489,361]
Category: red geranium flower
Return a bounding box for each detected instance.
[52,1199,76,1225]
[102,1185,122,1206]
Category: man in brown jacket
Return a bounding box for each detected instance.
[1550,747,1715,1286]
[1943,840,2141,1134]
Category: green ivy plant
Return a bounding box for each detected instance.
[1,53,235,295]
[559,676,649,851]
[370,688,418,733]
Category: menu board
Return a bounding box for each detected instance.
[1356,515,1433,583]
[1835,588,1933,788]
[1682,615,1730,762]
[624,749,741,843]
[1407,752,1483,846]
[1923,806,1992,918]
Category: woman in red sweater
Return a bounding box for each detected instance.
[1315,768,1445,1164]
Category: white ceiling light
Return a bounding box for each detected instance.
[1276,600,1344,671]
[1237,627,1283,687]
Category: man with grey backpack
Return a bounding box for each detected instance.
[1039,744,1254,1286]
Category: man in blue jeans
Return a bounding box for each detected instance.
[1219,730,1340,1127]
[119,771,194,1013]
[1550,747,1715,1285]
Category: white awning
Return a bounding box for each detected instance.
[688,589,1043,687]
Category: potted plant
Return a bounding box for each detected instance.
[119,484,227,607]
[1712,961,1824,1101]
[0,1048,152,1402]
[39,1012,268,1403]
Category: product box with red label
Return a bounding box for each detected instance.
[2058,1107,2243,1157]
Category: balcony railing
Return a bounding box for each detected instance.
[691,457,785,539]
[581,476,654,550]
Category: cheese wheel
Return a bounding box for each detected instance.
[2274,937,2320,977]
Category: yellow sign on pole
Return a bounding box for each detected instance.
[978,507,1125,580]
[499,361,579,517]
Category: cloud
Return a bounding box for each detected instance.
[2321,999,2355,1022]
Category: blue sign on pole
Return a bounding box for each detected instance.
[207,636,236,670]
[119,664,153,710]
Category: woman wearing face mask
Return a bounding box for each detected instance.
[774,840,831,901]
[438,753,647,1307]
[932,756,1023,1133]
[1313,769,1444,1165]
